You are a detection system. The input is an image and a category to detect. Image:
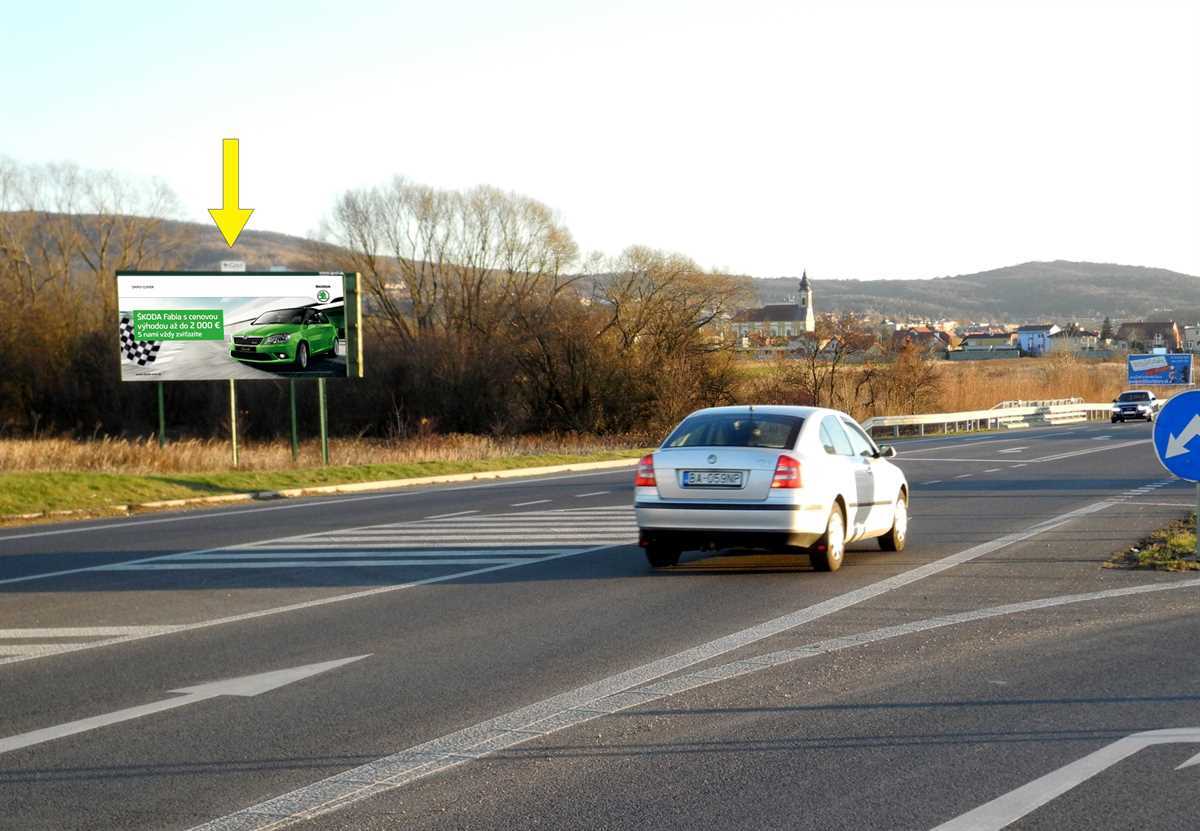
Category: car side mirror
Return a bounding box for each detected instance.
[1112,398,1118,403]
[877,445,897,458]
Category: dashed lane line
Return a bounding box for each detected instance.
[423,510,477,520]
[984,468,1002,473]
[955,474,973,479]
[510,499,551,507]
[575,491,610,498]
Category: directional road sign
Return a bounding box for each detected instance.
[1153,390,1200,481]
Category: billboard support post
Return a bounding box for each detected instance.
[317,378,329,466]
[289,379,300,462]
[229,379,239,467]
[156,383,166,448]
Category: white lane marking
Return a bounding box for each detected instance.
[955,474,973,479]
[984,468,1002,473]
[1028,438,1148,463]
[0,468,631,543]
[193,565,1200,831]
[0,506,636,588]
[0,655,368,755]
[99,559,534,570]
[921,480,943,485]
[0,626,181,638]
[897,433,1074,454]
[510,500,551,507]
[240,534,636,547]
[996,447,1028,454]
[898,439,1151,466]
[1010,464,1028,468]
[423,510,478,520]
[226,537,638,552]
[1093,435,1113,440]
[0,644,105,657]
[932,727,1200,831]
[574,491,610,498]
[0,545,618,668]
[164,549,581,561]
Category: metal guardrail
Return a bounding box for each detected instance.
[991,397,1083,409]
[862,402,1112,439]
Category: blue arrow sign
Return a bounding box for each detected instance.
[1152,390,1200,481]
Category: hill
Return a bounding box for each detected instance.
[9,214,1197,323]
[754,261,1200,323]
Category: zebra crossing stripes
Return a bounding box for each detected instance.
[0,625,184,663]
[95,507,638,571]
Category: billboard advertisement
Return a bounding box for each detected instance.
[1127,353,1192,386]
[116,271,363,381]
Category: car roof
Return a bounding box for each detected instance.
[681,405,848,420]
[1120,389,1155,395]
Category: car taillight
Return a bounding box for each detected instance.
[771,454,801,489]
[634,454,656,487]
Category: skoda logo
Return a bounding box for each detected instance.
[707,454,718,464]
[316,289,331,303]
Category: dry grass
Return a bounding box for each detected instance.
[0,433,650,475]
[734,355,1175,420]
[935,357,1128,411]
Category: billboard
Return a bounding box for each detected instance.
[116,271,363,381]
[1127,353,1192,386]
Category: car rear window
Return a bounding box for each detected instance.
[1119,392,1150,401]
[663,414,804,449]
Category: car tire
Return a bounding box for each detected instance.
[1147,413,1154,423]
[878,492,908,552]
[1111,416,1118,423]
[295,342,309,370]
[644,544,680,568]
[810,505,846,572]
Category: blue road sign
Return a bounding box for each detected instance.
[1152,390,1200,481]
[1128,353,1192,385]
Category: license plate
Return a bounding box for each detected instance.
[681,470,744,488]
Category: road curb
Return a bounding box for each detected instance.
[1,457,639,523]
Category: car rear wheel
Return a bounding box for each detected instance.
[295,342,309,370]
[810,505,846,572]
[644,543,680,568]
[878,493,908,552]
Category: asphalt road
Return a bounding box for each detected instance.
[1,420,1198,830]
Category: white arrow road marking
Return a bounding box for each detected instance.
[0,654,368,755]
[931,727,1200,830]
[1165,414,1200,458]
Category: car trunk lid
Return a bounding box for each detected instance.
[652,448,782,501]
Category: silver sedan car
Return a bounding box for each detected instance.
[634,405,909,571]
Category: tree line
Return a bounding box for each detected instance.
[0,161,757,440]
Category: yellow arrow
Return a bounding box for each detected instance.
[208,138,254,247]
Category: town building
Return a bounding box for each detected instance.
[1016,324,1061,357]
[1114,321,1182,352]
[730,272,816,340]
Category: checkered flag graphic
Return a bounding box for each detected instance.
[119,314,161,366]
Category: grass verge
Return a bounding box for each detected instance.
[1104,513,1200,571]
[0,450,648,520]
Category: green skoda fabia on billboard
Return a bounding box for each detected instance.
[230,308,338,370]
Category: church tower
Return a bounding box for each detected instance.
[798,270,815,333]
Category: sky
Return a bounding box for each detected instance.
[3,0,1197,279]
